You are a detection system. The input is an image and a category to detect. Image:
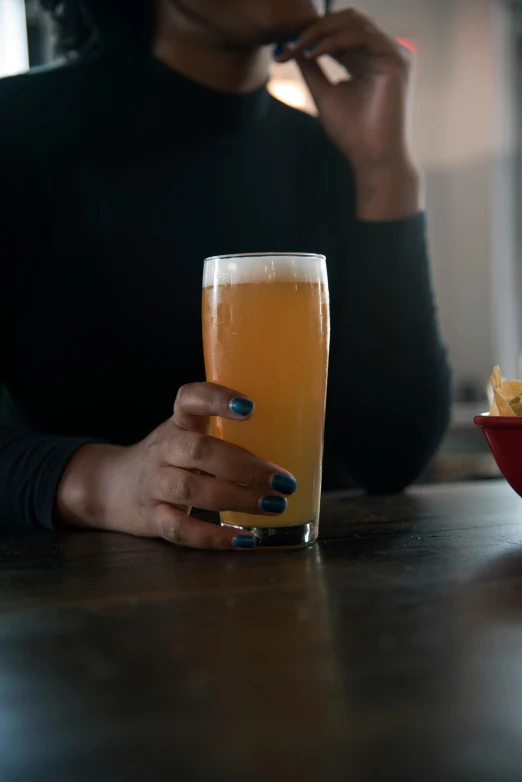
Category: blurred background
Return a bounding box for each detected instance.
[2,0,522,482]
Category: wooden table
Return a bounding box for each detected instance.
[2,481,522,782]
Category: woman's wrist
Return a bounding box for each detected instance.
[354,158,424,222]
[56,443,125,529]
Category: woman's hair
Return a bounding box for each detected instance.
[40,0,155,58]
[41,0,333,59]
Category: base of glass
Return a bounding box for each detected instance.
[222,520,318,549]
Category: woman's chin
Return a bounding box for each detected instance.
[253,1,323,44]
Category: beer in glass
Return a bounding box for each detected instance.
[202,253,330,548]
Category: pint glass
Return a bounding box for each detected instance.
[202,254,330,548]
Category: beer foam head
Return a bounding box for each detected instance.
[203,253,326,287]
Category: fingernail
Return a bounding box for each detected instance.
[260,496,287,514]
[274,34,300,59]
[229,398,254,417]
[271,474,297,496]
[232,535,256,550]
[304,43,317,54]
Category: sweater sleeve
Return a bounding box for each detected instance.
[0,427,101,531]
[321,148,452,492]
[0,75,102,530]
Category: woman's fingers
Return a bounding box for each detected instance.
[296,57,333,107]
[301,29,382,61]
[296,9,380,47]
[154,505,257,550]
[173,382,254,432]
[168,381,296,529]
[154,467,288,516]
[163,429,296,496]
[275,9,401,64]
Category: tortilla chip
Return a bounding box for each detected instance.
[490,366,517,416]
[502,380,522,400]
[491,365,503,393]
[493,389,516,416]
[509,395,522,416]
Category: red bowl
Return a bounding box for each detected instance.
[474,415,522,496]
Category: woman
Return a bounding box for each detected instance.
[0,1,451,549]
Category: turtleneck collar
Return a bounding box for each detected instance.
[141,55,272,139]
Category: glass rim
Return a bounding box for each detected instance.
[204,252,326,264]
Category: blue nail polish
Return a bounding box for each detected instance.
[304,43,317,54]
[229,398,254,417]
[233,535,256,549]
[274,34,300,59]
[260,496,287,514]
[271,474,297,496]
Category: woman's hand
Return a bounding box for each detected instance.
[57,383,296,550]
[275,8,422,220]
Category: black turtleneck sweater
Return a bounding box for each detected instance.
[0,57,451,530]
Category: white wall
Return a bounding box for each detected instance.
[273,0,521,391]
[0,0,29,77]
[355,0,520,388]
